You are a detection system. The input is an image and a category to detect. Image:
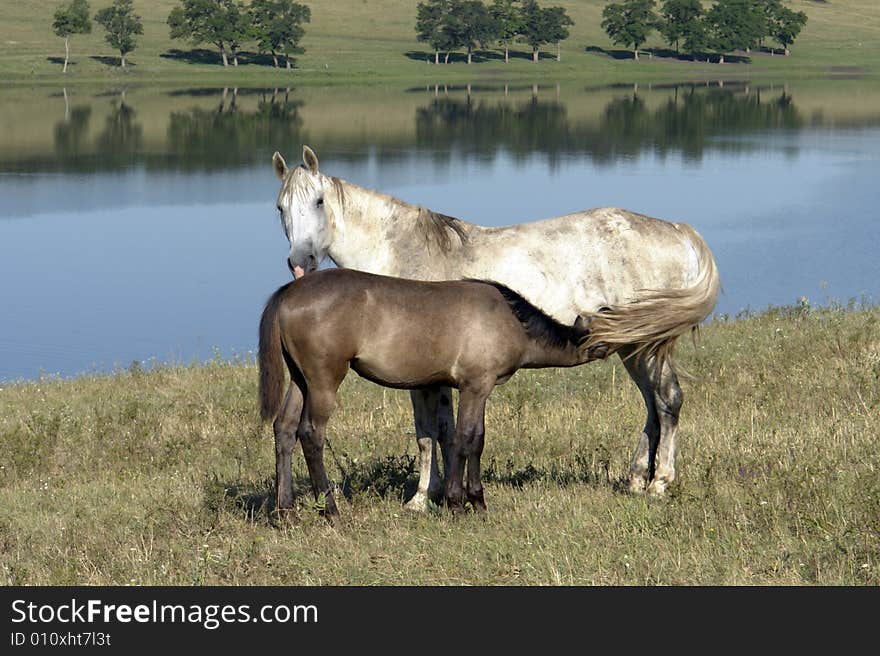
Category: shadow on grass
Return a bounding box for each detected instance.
[585,44,752,64]
[47,56,75,68]
[404,49,555,64]
[161,48,299,68]
[161,48,224,66]
[91,56,135,68]
[482,455,627,492]
[204,451,632,526]
[203,454,420,524]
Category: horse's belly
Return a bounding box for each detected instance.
[350,356,455,390]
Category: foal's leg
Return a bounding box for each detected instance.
[273,382,304,512]
[406,389,443,512]
[620,347,660,494]
[298,386,342,525]
[444,385,490,513]
[463,404,488,514]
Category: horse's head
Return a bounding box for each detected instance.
[273,145,331,277]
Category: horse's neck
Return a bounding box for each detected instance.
[325,177,468,276]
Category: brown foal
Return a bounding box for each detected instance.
[259,268,608,522]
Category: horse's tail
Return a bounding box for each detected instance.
[258,285,289,422]
[583,223,720,368]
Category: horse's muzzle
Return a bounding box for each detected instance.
[288,254,318,278]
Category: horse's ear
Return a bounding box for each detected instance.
[273,151,288,180]
[303,145,319,175]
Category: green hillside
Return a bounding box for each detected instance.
[0,1,877,84]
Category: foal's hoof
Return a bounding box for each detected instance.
[271,507,298,526]
[322,511,342,528]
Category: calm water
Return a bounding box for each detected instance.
[1,81,879,381]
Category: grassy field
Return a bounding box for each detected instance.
[1,303,878,585]
[0,1,878,85]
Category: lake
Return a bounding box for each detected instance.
[1,80,879,382]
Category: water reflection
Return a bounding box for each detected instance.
[166,89,304,170]
[414,82,804,165]
[14,82,831,176]
[32,88,304,174]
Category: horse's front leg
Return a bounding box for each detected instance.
[298,387,341,525]
[406,388,444,511]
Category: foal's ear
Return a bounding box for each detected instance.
[273,151,288,180]
[303,145,319,175]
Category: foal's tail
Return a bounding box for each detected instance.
[258,285,289,422]
[582,223,720,367]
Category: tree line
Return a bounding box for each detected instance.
[602,0,808,62]
[416,0,574,64]
[53,0,143,71]
[52,0,311,71]
[168,0,310,68]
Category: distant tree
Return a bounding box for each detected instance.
[659,0,702,53]
[489,0,523,63]
[445,0,496,64]
[705,0,765,62]
[94,0,143,69]
[542,6,574,61]
[680,12,708,59]
[250,0,311,68]
[416,0,455,63]
[520,0,574,62]
[220,0,250,66]
[168,0,249,66]
[601,0,659,61]
[53,0,92,73]
[768,3,807,56]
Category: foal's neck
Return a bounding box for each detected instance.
[523,340,588,369]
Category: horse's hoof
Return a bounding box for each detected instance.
[404,493,429,513]
[646,479,668,497]
[627,476,648,495]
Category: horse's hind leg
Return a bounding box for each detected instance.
[406,389,443,512]
[298,385,342,524]
[274,382,304,512]
[646,354,683,496]
[620,347,660,494]
[620,347,683,496]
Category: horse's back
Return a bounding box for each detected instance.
[462,207,711,320]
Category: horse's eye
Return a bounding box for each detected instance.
[316,197,324,208]
[276,205,282,214]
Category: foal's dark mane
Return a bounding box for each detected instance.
[467,280,586,351]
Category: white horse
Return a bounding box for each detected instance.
[271,145,719,508]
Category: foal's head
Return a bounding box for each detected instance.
[273,145,333,277]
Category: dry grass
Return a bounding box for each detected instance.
[1,304,878,585]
